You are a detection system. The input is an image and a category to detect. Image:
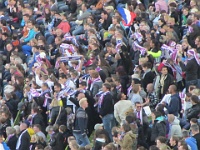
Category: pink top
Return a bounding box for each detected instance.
[155,0,168,13]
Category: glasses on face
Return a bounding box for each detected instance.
[136,106,142,108]
[26,80,29,82]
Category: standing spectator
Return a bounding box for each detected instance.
[160,66,175,98]
[114,92,133,125]
[182,130,198,150]
[98,83,114,140]
[185,49,199,91]
[5,127,18,150]
[73,98,90,146]
[162,85,180,116]
[150,111,166,145]
[142,62,155,92]
[167,114,182,139]
[16,122,31,150]
[115,123,136,150]
[0,132,9,150]
[191,124,200,149]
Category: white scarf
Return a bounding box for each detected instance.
[90,77,102,91]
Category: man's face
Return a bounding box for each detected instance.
[82,100,88,108]
[135,103,142,111]
[102,85,107,92]
[54,85,60,93]
[168,86,172,94]
[195,38,200,46]
[161,67,168,75]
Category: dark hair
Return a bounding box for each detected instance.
[33,124,42,130]
[0,19,7,26]
[156,136,167,143]
[116,66,127,76]
[126,115,137,123]
[153,111,162,118]
[142,62,152,69]
[122,123,131,133]
[191,95,200,104]
[59,73,67,79]
[54,82,61,89]
[103,83,111,91]
[190,118,198,124]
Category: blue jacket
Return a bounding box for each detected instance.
[2,142,10,150]
[185,137,198,150]
[166,94,180,116]
[24,28,36,42]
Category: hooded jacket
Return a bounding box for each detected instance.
[151,116,166,142]
[169,117,182,139]
[118,131,137,150]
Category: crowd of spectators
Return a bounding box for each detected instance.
[0,0,200,149]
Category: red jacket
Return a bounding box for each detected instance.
[57,21,70,34]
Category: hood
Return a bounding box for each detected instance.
[126,131,137,140]
[171,117,180,125]
[155,116,165,122]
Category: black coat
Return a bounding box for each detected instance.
[186,104,200,121]
[193,133,200,149]
[32,113,46,132]
[17,130,31,150]
[161,74,175,95]
[150,120,166,142]
[142,71,155,91]
[5,98,18,119]
[185,58,199,81]
[98,93,114,117]
[7,134,18,150]
[50,106,67,126]
[50,132,65,150]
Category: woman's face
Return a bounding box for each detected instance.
[45,8,50,14]
[87,18,92,24]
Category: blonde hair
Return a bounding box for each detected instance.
[192,88,200,96]
[79,98,87,107]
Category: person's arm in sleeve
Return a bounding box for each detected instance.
[35,74,43,87]
[147,50,162,58]
[114,105,120,124]
[24,30,36,42]
[165,98,179,114]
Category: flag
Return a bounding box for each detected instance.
[117,6,136,26]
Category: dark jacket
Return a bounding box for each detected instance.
[98,92,114,117]
[74,107,88,134]
[166,94,180,116]
[5,98,18,119]
[151,117,166,142]
[91,81,103,97]
[185,58,199,81]
[161,73,175,95]
[50,106,67,126]
[142,71,155,91]
[32,113,46,132]
[50,132,65,150]
[186,104,200,121]
[7,134,18,150]
[17,130,31,150]
[187,24,200,48]
[193,133,200,149]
